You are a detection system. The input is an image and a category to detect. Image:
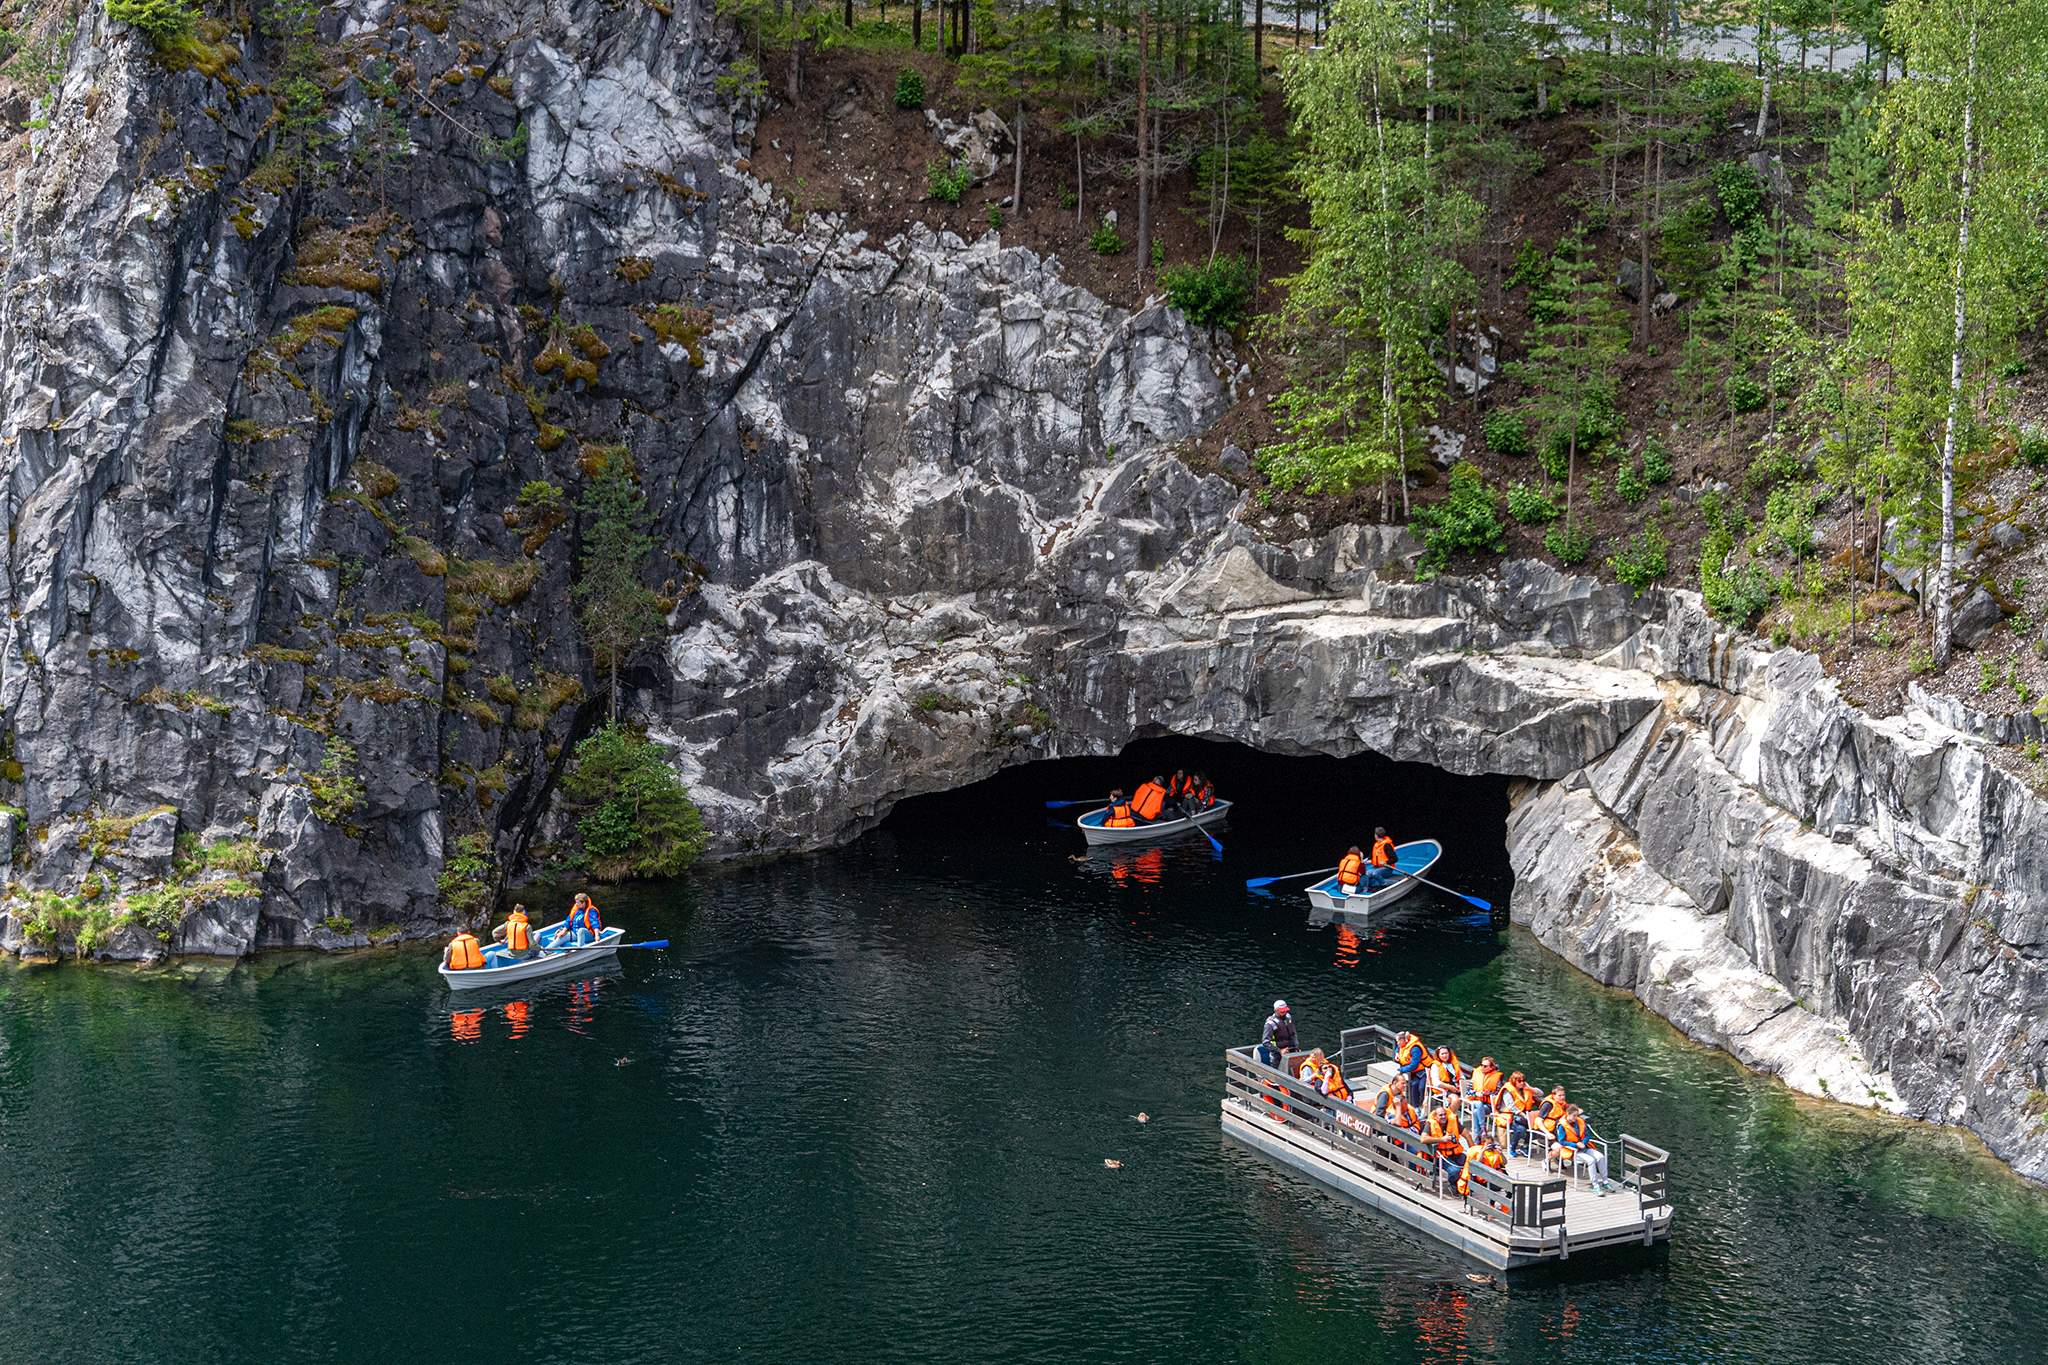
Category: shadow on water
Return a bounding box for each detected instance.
[0,737,2044,1362]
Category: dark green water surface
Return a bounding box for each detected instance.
[1,743,2044,1363]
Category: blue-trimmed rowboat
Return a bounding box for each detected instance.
[1304,839,1441,914]
[1076,799,1233,846]
[438,918,624,991]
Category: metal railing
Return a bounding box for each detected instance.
[1225,1044,1568,1235]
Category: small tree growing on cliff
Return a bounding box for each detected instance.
[575,446,666,724]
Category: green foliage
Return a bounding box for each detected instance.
[576,447,665,722]
[1483,408,1530,456]
[1615,460,1647,505]
[561,726,707,881]
[1699,523,1773,625]
[1725,372,1766,414]
[1543,523,1595,566]
[2019,427,2048,468]
[1712,160,1765,232]
[106,0,195,44]
[1608,524,1668,595]
[1509,226,1628,535]
[1160,256,1254,332]
[1765,482,1820,559]
[436,831,496,915]
[518,480,567,513]
[925,159,970,203]
[1089,221,1125,255]
[308,738,365,825]
[1413,463,1506,572]
[1506,482,1560,525]
[1506,238,1551,291]
[894,66,925,109]
[987,203,1004,229]
[477,122,529,164]
[1641,439,1674,485]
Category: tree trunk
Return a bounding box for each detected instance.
[1254,0,1263,72]
[913,0,921,49]
[844,0,852,27]
[1075,130,1085,228]
[1013,101,1026,211]
[1932,16,1980,670]
[1137,9,1151,282]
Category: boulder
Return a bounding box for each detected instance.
[1617,258,1663,303]
[1952,585,2006,649]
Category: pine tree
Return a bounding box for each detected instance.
[575,447,667,723]
[1508,228,1628,535]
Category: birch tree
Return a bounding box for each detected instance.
[1849,0,2048,665]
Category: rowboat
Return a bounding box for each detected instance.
[438,918,624,991]
[1076,799,1233,846]
[1304,839,1442,914]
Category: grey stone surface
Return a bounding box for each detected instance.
[0,0,2042,1189]
[1951,585,2006,649]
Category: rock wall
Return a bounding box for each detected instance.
[0,0,2041,1184]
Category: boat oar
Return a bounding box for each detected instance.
[1243,866,1340,890]
[1197,821,1224,857]
[1384,865,1493,913]
[1044,797,1109,809]
[535,938,670,954]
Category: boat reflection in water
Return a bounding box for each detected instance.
[1329,921,1390,969]
[442,961,620,1043]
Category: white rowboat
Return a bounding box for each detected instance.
[438,918,624,991]
[1304,840,1442,915]
[1076,799,1232,846]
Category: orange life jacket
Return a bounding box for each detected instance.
[1170,775,1191,796]
[1537,1095,1568,1133]
[1337,852,1365,888]
[1396,1037,1427,1070]
[447,933,484,970]
[1459,1145,1507,1195]
[1471,1065,1504,1098]
[1132,783,1166,821]
[1371,835,1396,867]
[1106,801,1136,828]
[1196,783,1215,808]
[1303,1058,1350,1103]
[1501,1080,1540,1113]
[1427,1053,1463,1093]
[1558,1113,1588,1148]
[504,911,532,952]
[1384,1098,1419,1130]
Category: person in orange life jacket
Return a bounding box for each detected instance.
[565,892,603,946]
[1423,1104,1466,1187]
[1257,999,1295,1069]
[1459,1135,1509,1202]
[442,931,485,972]
[1467,1056,1504,1134]
[491,904,536,960]
[1494,1070,1539,1157]
[1165,768,1191,814]
[1394,1029,1430,1109]
[1130,777,1168,823]
[1301,1049,1350,1103]
[1381,1092,1420,1134]
[1536,1086,1570,1169]
[1336,846,1366,895]
[1104,789,1137,828]
[1371,1073,1406,1119]
[1556,1103,1611,1190]
[1190,775,1217,811]
[1425,1045,1464,1111]
[1367,827,1399,888]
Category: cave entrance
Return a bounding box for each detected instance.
[876,736,1515,923]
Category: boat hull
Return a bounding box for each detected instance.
[1077,799,1232,846]
[439,922,624,990]
[1304,840,1442,914]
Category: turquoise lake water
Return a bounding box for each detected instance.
[1,743,2042,1362]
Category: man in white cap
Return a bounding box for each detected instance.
[1258,999,1297,1068]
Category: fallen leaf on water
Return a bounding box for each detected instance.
[1133,1113,1150,1123]
[1103,1159,1123,1169]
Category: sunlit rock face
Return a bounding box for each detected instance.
[0,0,2040,1185]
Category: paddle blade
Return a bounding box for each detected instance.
[1457,895,1492,913]
[621,939,670,950]
[1044,798,1106,810]
[1244,875,1280,889]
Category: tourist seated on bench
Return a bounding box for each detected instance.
[1423,1105,1466,1189]
[1426,1045,1464,1112]
[1130,777,1169,823]
[1459,1135,1510,1212]
[1556,1104,1611,1192]
[1381,1092,1420,1135]
[1367,828,1398,888]
[1299,1048,1350,1102]
[1467,1055,1504,1134]
[1493,1071,1539,1157]
[1105,790,1136,828]
[1537,1087,1570,1170]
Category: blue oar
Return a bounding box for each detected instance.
[1197,821,1223,857]
[539,938,670,953]
[1044,797,1110,810]
[1384,865,1493,913]
[1244,865,1339,890]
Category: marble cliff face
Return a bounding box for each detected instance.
[0,0,2040,1183]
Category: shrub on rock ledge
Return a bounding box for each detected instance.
[562,726,706,881]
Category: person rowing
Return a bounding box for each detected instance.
[564,892,603,947]
[491,904,537,960]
